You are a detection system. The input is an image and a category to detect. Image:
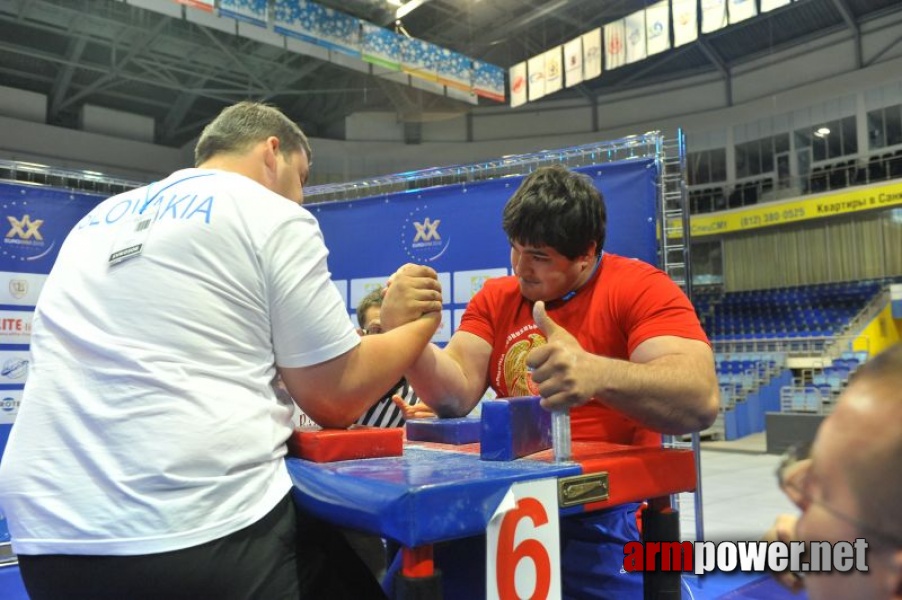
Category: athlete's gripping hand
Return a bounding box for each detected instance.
[526,301,601,411]
[381,264,443,330]
[391,395,438,420]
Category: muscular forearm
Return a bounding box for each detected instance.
[403,344,483,418]
[591,353,718,434]
[529,302,717,435]
[282,315,439,428]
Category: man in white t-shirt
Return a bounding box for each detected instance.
[0,101,442,600]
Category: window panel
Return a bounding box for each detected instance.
[841,116,857,155]
[886,105,902,146]
[748,141,762,176]
[795,130,811,150]
[761,139,774,174]
[867,109,885,150]
[735,144,750,179]
[827,118,842,159]
[697,152,711,184]
[812,131,827,162]
[774,133,790,154]
[710,148,726,182]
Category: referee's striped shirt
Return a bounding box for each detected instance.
[355,378,418,428]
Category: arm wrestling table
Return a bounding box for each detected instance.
[285,435,697,600]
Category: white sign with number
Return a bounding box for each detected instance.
[486,478,561,600]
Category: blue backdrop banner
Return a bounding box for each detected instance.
[0,183,104,455]
[310,159,659,331]
[0,185,104,275]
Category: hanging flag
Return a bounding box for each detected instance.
[320,5,361,56]
[701,0,728,34]
[625,10,647,64]
[604,21,626,71]
[760,0,792,11]
[544,47,563,96]
[582,28,602,81]
[402,38,439,82]
[219,0,267,28]
[274,0,323,46]
[564,37,583,87]
[510,61,527,107]
[645,0,670,57]
[360,22,401,71]
[672,0,699,47]
[527,54,546,101]
[729,0,758,24]
[473,62,506,102]
[438,49,473,92]
[175,0,214,12]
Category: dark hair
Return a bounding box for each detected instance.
[194,101,312,167]
[356,287,384,329]
[502,165,606,260]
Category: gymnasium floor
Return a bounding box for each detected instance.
[684,434,796,543]
[0,439,804,599]
[681,437,807,599]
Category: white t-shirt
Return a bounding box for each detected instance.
[0,168,360,555]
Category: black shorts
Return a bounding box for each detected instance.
[18,494,387,600]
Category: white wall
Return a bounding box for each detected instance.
[421,113,468,143]
[0,114,187,182]
[0,86,46,123]
[81,104,155,144]
[345,112,405,143]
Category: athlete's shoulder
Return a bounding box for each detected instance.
[480,274,519,294]
[602,253,665,277]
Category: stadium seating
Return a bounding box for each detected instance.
[694,278,897,440]
[713,353,792,440]
[695,279,885,346]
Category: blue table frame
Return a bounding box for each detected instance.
[286,445,581,547]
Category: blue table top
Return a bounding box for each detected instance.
[286,446,581,547]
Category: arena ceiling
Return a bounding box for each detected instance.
[0,0,901,148]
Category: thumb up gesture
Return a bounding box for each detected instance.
[526,301,600,411]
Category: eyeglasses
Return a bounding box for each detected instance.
[362,322,384,335]
[777,444,902,549]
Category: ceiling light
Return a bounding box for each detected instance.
[814,127,831,137]
[387,0,402,6]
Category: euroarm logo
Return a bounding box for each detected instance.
[2,200,55,262]
[6,215,43,241]
[403,205,451,263]
[413,217,441,243]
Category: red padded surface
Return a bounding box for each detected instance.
[403,439,695,508]
[405,439,482,454]
[531,441,697,509]
[287,426,404,462]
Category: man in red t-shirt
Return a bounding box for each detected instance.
[382,165,718,599]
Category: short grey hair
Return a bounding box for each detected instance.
[194,101,312,167]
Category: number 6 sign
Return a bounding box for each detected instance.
[486,478,561,600]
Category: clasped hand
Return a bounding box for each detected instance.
[381,263,444,330]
